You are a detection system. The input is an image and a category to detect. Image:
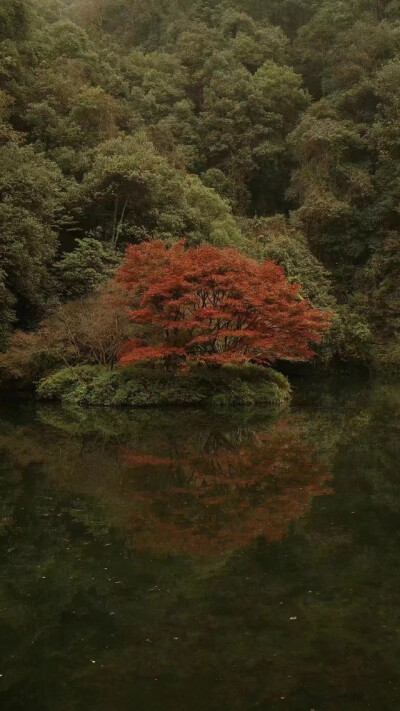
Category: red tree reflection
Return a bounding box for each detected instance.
[123,419,332,557]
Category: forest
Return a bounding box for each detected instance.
[1,0,400,401]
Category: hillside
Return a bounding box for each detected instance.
[1,0,400,370]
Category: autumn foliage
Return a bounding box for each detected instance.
[116,240,331,367]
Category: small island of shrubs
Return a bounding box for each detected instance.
[37,363,291,408]
[1,240,330,408]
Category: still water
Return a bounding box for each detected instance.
[1,378,400,710]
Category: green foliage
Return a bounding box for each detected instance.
[319,306,374,365]
[75,133,247,248]
[242,215,374,365]
[55,237,121,299]
[246,215,334,308]
[0,143,64,335]
[37,363,291,408]
[0,89,20,144]
[0,268,16,344]
[0,0,29,41]
[198,59,309,213]
[1,0,400,370]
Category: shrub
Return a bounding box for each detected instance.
[37,363,291,408]
[0,284,134,385]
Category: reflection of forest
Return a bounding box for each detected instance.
[0,405,332,556]
[2,382,400,710]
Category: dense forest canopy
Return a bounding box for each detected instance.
[1,0,400,370]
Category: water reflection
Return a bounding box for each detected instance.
[1,381,400,710]
[0,406,332,557]
[122,418,331,556]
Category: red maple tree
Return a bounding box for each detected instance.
[116,240,331,367]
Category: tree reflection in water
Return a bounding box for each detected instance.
[122,418,332,556]
[0,405,332,557]
[3,384,400,711]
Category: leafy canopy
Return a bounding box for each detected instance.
[117,240,331,367]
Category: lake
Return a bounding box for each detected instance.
[1,377,400,710]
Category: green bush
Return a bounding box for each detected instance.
[37,364,291,408]
[376,337,400,375]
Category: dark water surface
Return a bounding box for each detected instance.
[1,378,400,710]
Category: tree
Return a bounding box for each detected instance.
[75,134,246,248]
[0,0,29,42]
[288,101,373,281]
[0,284,133,382]
[55,237,121,299]
[246,215,335,308]
[0,89,21,145]
[116,239,331,367]
[199,59,309,213]
[0,143,65,335]
[0,267,16,345]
